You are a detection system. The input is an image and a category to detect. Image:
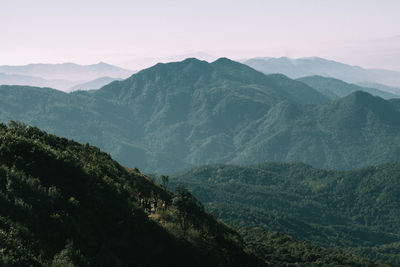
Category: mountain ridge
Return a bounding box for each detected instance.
[0,62,134,91]
[1,58,400,173]
[243,56,400,88]
[298,75,400,100]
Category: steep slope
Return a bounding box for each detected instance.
[0,122,264,266]
[170,161,400,264]
[298,76,399,100]
[242,57,400,88]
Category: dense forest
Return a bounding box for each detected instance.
[171,162,400,264]
[0,122,386,266]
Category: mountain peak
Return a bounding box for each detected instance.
[212,57,243,66]
[182,57,204,63]
[96,61,112,66]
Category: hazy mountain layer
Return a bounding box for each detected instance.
[0,72,78,91]
[242,57,400,88]
[0,62,134,91]
[0,62,133,81]
[68,77,121,92]
[298,75,400,99]
[358,81,400,95]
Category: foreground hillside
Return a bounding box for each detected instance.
[171,162,400,264]
[1,58,400,174]
[0,122,264,266]
[0,123,384,266]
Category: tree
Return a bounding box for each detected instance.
[161,175,169,189]
[172,186,205,236]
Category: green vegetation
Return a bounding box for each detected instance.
[0,122,387,266]
[0,58,329,174]
[171,162,400,264]
[1,59,400,175]
[0,122,264,266]
[240,227,389,266]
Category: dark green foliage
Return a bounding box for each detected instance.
[172,186,204,236]
[161,175,169,189]
[0,123,264,266]
[171,162,400,264]
[240,227,389,266]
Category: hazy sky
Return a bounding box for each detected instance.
[1,0,399,70]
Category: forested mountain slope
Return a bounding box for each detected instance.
[171,162,400,264]
[0,122,265,266]
[1,59,400,174]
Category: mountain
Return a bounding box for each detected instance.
[242,57,400,88]
[1,58,400,174]
[0,123,380,266]
[357,81,400,96]
[230,91,400,170]
[170,161,400,264]
[68,77,121,92]
[298,75,400,100]
[0,62,134,91]
[0,62,134,81]
[0,72,77,91]
[120,51,218,70]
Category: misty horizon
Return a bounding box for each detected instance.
[1,0,400,71]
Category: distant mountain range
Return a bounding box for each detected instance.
[68,76,122,92]
[0,62,134,91]
[298,75,400,100]
[0,58,400,174]
[242,56,400,88]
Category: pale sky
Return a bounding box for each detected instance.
[1,0,399,70]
